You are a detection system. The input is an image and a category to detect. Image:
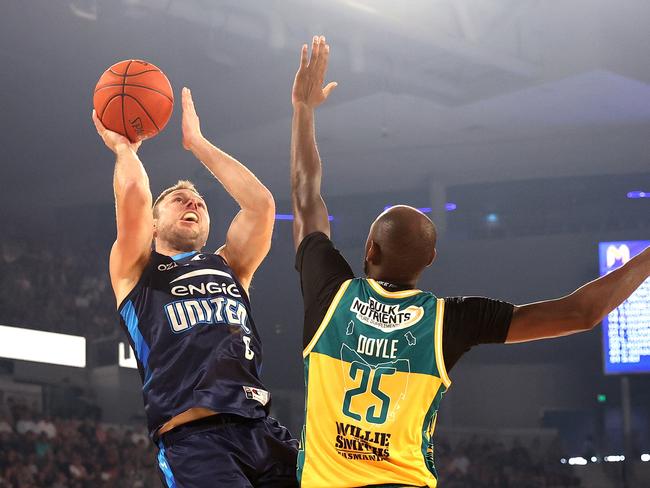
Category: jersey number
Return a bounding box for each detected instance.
[342,362,396,424]
[242,336,254,360]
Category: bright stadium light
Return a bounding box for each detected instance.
[641,453,650,462]
[568,457,587,466]
[604,455,625,462]
[0,325,86,368]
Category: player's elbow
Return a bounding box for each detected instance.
[291,187,321,216]
[259,187,275,215]
[582,309,603,332]
[571,302,601,332]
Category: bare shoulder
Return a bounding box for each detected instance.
[109,241,151,307]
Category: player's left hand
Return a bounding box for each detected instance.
[182,87,204,150]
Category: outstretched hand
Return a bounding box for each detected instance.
[292,35,337,109]
[182,87,204,150]
[92,110,141,154]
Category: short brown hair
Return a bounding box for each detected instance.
[152,180,203,217]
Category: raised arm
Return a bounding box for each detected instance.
[507,247,650,343]
[291,36,338,250]
[93,111,153,306]
[181,87,274,292]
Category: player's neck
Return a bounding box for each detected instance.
[367,272,418,290]
[155,242,199,258]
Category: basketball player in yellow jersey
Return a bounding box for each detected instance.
[290,36,650,488]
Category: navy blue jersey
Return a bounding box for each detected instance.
[118,250,269,438]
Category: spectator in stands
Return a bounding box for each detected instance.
[15,412,37,435]
[0,414,12,434]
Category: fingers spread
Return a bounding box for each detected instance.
[317,42,330,79]
[182,87,197,115]
[299,44,308,68]
[310,35,320,67]
[323,81,338,99]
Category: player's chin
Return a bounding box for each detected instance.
[171,230,201,250]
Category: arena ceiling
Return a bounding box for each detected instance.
[1,0,649,211]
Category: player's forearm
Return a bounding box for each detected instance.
[188,136,274,212]
[291,104,323,205]
[290,104,331,248]
[113,145,152,207]
[570,246,650,327]
[508,247,650,342]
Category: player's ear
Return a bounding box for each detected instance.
[367,240,381,265]
[152,219,158,239]
[425,248,437,268]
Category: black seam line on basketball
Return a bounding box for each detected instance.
[123,94,161,132]
[109,68,160,77]
[97,93,124,120]
[94,83,173,104]
[122,60,133,139]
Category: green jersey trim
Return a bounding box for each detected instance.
[433,298,451,387]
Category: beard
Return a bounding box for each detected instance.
[158,222,205,252]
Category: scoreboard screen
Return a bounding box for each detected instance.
[599,241,650,375]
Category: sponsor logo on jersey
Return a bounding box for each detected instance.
[334,422,391,461]
[242,386,270,406]
[169,269,241,298]
[157,262,179,272]
[350,297,423,331]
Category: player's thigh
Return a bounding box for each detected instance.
[158,428,254,488]
[255,417,299,488]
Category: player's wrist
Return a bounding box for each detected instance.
[185,133,208,153]
[114,143,135,156]
[292,100,315,112]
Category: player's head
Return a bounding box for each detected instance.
[153,180,210,252]
[364,205,437,285]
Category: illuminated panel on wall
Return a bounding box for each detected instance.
[599,241,650,375]
[118,342,138,369]
[0,325,86,368]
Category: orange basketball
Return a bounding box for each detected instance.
[93,59,174,143]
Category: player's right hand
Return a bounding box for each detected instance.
[92,110,142,154]
[292,35,338,109]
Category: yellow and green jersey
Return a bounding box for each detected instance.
[298,278,451,488]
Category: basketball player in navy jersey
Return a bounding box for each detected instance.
[92,87,298,487]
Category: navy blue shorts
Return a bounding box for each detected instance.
[156,414,299,488]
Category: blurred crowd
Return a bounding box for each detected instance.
[0,239,116,338]
[0,403,587,488]
[435,434,583,488]
[0,405,158,488]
